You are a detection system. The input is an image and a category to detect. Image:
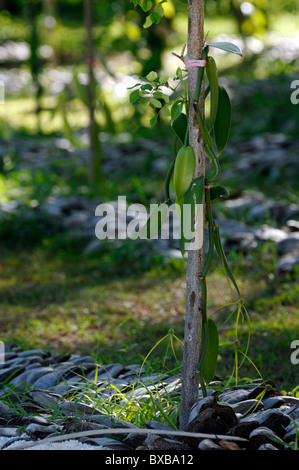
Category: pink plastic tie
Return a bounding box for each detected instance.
[184,59,207,68]
[204,184,210,189]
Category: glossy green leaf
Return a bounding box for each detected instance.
[202,318,219,386]
[139,202,168,239]
[150,114,158,126]
[214,86,232,155]
[172,113,187,144]
[141,0,152,12]
[150,97,162,108]
[146,71,158,82]
[150,11,161,24]
[143,15,152,28]
[171,100,183,121]
[206,56,219,131]
[130,89,140,104]
[207,42,242,56]
[210,185,229,200]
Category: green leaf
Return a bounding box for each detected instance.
[214,85,232,155]
[159,74,169,85]
[172,112,187,144]
[171,100,183,121]
[140,0,152,12]
[207,41,242,56]
[140,83,152,91]
[143,15,153,28]
[150,11,162,24]
[150,114,158,126]
[202,318,219,386]
[160,106,170,117]
[150,97,162,108]
[210,185,229,200]
[139,203,168,239]
[146,71,158,82]
[130,89,140,104]
[206,56,219,131]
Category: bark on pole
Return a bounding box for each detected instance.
[180,0,205,431]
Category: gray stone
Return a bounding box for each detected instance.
[25,423,62,438]
[277,233,299,255]
[144,433,187,451]
[79,437,131,450]
[17,349,50,358]
[228,420,259,439]
[187,407,231,435]
[249,426,284,450]
[287,219,299,232]
[187,396,216,425]
[96,363,125,381]
[284,405,299,420]
[198,438,223,450]
[262,397,286,410]
[21,415,52,426]
[218,388,252,404]
[0,401,14,420]
[28,390,62,409]
[58,401,100,416]
[9,367,54,387]
[0,366,25,383]
[89,414,138,429]
[254,225,287,243]
[231,399,262,415]
[277,251,299,273]
[280,396,299,407]
[258,443,279,450]
[241,408,291,437]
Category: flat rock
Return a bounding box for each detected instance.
[228,420,259,439]
[187,407,230,435]
[78,436,131,450]
[231,399,262,415]
[249,426,285,450]
[262,397,287,410]
[241,408,291,437]
[25,423,62,438]
[144,434,187,451]
[0,366,25,382]
[218,388,252,404]
[0,401,14,420]
[9,367,54,388]
[198,438,223,450]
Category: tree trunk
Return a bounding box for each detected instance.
[180,0,205,431]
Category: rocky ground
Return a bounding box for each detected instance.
[0,345,299,451]
[1,130,299,273]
